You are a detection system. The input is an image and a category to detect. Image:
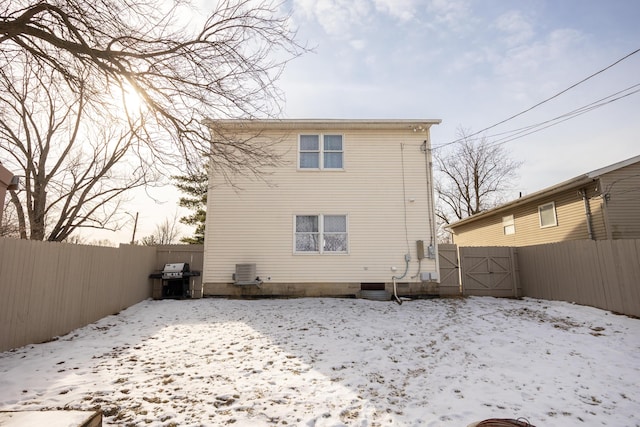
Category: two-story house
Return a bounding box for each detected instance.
[202,119,442,298]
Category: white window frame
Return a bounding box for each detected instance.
[502,214,515,235]
[298,134,344,170]
[294,214,349,254]
[538,202,558,228]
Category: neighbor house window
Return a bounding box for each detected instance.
[503,215,515,235]
[295,215,348,253]
[298,134,343,169]
[538,202,558,228]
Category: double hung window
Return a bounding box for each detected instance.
[502,215,515,235]
[299,134,343,169]
[295,215,348,254]
[538,202,558,228]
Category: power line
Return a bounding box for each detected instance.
[434,47,640,150]
[433,82,640,151]
[482,83,640,139]
[484,83,640,147]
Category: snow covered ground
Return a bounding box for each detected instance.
[0,296,638,427]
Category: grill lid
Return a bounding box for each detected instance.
[163,263,189,273]
[149,263,200,280]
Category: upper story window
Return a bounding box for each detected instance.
[299,134,343,170]
[538,202,558,228]
[502,215,515,235]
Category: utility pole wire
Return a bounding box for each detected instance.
[434,47,640,150]
[477,82,640,148]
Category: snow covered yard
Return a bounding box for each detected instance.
[0,296,638,427]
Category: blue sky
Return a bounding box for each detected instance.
[279,0,640,194]
[94,0,640,243]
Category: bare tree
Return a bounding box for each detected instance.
[0,0,305,171]
[0,0,304,240]
[141,214,181,246]
[434,128,523,229]
[0,60,153,241]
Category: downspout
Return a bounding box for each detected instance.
[393,143,411,305]
[581,188,594,240]
[422,133,440,282]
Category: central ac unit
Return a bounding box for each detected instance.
[234,263,261,286]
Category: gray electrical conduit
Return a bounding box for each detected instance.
[392,254,410,305]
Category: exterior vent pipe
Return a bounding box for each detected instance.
[581,188,595,240]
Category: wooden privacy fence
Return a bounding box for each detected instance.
[439,239,640,318]
[517,239,640,318]
[0,238,204,352]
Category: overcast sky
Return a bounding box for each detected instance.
[92,0,640,244]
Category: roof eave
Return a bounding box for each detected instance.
[447,174,596,229]
[203,118,442,131]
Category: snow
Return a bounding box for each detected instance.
[0,297,638,427]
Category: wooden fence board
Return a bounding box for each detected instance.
[0,238,161,352]
[437,244,461,296]
[451,240,639,317]
[518,239,640,317]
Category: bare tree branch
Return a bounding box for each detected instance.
[434,128,523,228]
[141,213,181,245]
[0,57,156,241]
[1,0,306,171]
[0,0,305,241]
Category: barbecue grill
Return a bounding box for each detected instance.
[149,263,201,299]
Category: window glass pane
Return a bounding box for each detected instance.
[296,233,319,252]
[300,152,319,168]
[324,233,347,252]
[295,215,319,252]
[324,135,342,151]
[324,215,346,232]
[324,152,343,169]
[296,215,318,232]
[539,203,557,227]
[502,215,515,235]
[300,135,319,151]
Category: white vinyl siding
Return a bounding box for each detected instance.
[204,125,438,285]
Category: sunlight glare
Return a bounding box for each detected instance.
[121,82,146,116]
